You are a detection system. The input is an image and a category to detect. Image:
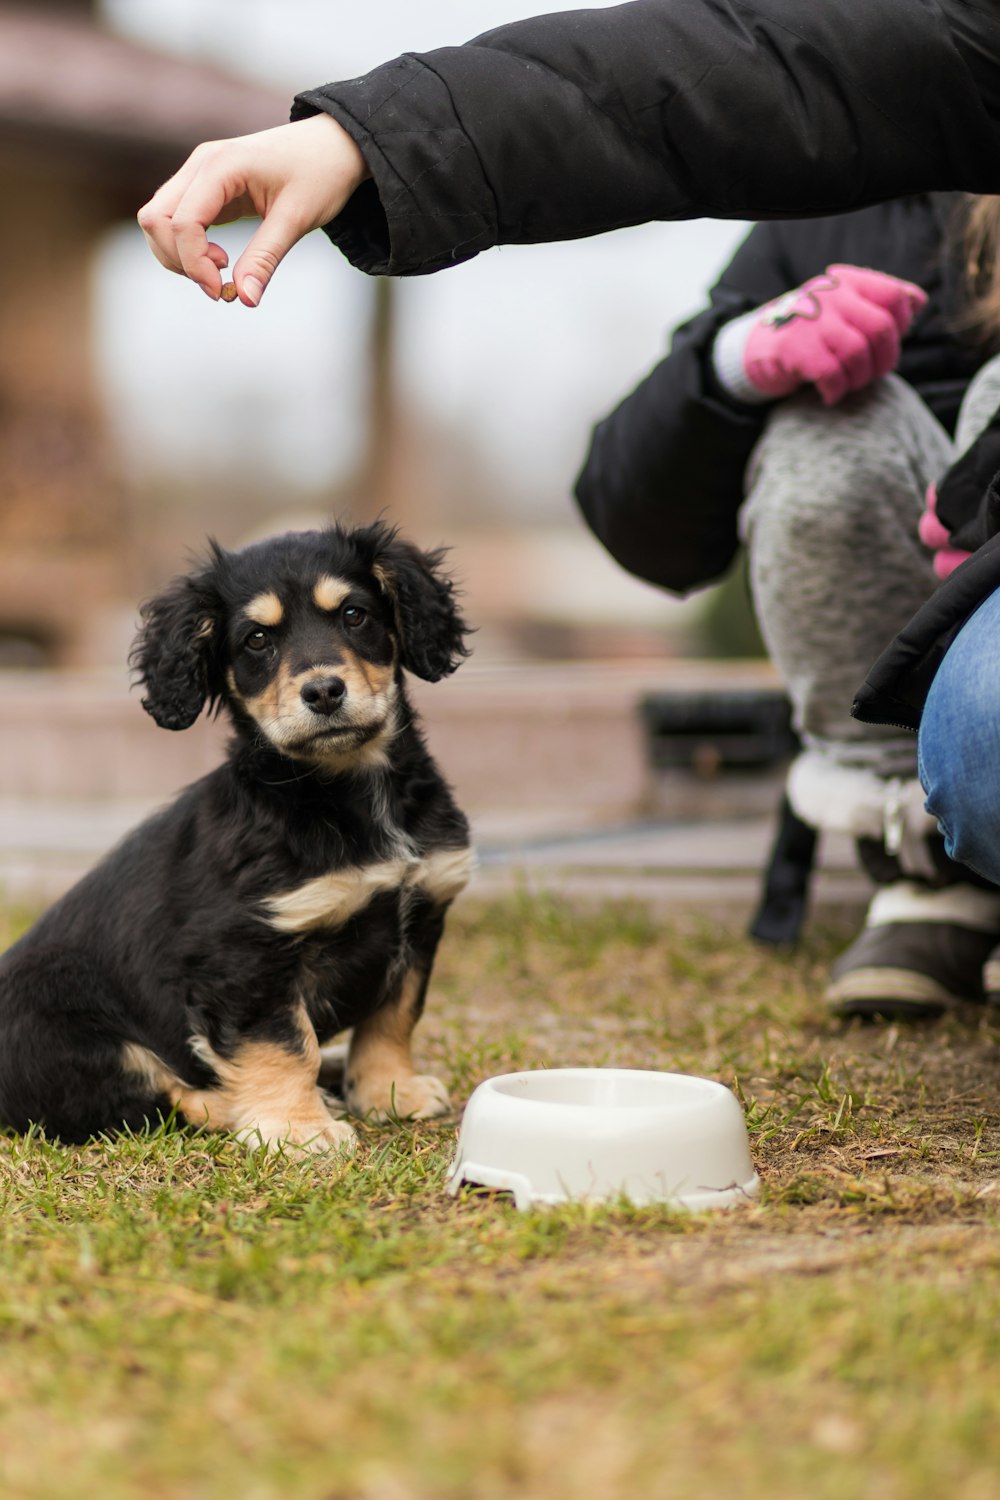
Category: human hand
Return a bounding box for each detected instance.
[713,264,927,406]
[137,114,370,305]
[918,482,972,579]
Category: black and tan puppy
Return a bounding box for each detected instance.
[0,522,474,1151]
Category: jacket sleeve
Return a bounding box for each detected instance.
[291,0,1000,278]
[854,521,1000,731]
[573,222,797,592]
[936,408,1000,552]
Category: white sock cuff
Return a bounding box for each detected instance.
[711,310,771,405]
[867,881,1000,932]
[788,753,937,837]
[787,752,943,881]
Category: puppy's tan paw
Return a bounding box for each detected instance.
[348,1073,451,1122]
[238,1112,357,1155]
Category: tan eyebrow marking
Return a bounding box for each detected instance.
[313,575,351,612]
[244,591,284,627]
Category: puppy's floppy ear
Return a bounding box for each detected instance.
[130,547,226,730]
[365,524,472,682]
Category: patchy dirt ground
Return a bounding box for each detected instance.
[1,895,999,1500]
[429,897,1000,1217]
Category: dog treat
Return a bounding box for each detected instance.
[220,282,239,303]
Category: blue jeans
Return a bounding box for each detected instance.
[919,583,1000,885]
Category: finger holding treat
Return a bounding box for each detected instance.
[137,115,370,305]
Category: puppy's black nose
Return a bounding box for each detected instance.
[301,676,347,716]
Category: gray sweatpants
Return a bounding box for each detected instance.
[740,357,1000,786]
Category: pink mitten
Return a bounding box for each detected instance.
[918,482,972,579]
[713,264,927,407]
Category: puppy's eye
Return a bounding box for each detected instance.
[342,606,367,628]
[244,629,270,652]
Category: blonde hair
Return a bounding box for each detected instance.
[960,195,1000,347]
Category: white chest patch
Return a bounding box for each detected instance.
[264,846,475,935]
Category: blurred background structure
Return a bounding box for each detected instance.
[0,0,825,915]
[0,0,285,666]
[0,0,759,671]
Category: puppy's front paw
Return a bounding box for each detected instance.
[239,1109,357,1155]
[348,1072,451,1123]
[294,1115,358,1154]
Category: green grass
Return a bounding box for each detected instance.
[2,893,999,1500]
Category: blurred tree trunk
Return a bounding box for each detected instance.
[360,276,413,525]
[0,153,129,661]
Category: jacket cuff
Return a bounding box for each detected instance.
[292,57,498,277]
[711,310,770,405]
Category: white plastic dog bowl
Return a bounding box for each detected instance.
[447,1068,759,1211]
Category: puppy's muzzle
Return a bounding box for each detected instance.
[301,676,347,717]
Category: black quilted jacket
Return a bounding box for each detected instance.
[291,0,1000,724]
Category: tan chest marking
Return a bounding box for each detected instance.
[264,846,475,935]
[413,846,476,905]
[264,858,413,934]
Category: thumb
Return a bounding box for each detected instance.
[231,204,305,306]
